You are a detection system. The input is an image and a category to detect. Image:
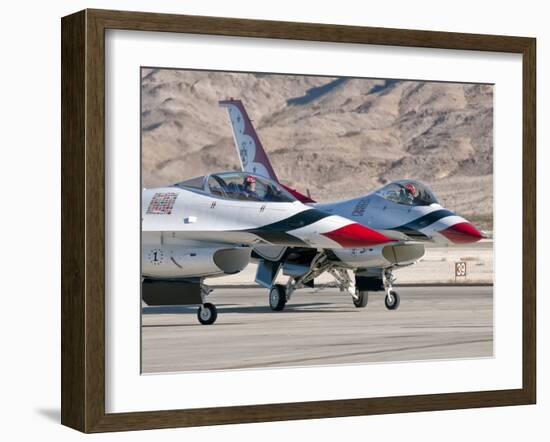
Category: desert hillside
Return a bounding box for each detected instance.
[141,69,493,230]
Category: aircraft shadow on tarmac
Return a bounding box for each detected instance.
[142,302,345,315]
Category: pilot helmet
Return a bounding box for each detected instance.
[404,182,418,197]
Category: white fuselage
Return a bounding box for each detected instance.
[315,193,473,244]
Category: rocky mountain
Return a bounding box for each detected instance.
[141,68,493,229]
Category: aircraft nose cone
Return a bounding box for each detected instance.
[322,223,394,247]
[440,222,483,244]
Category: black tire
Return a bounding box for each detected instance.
[384,290,400,310]
[353,291,368,308]
[269,284,287,311]
[197,303,218,325]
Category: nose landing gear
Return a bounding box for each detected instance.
[384,290,400,310]
[197,302,218,325]
[142,278,220,325]
[383,269,400,311]
[197,284,218,325]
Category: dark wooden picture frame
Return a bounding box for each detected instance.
[61,9,536,433]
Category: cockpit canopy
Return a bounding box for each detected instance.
[377,180,440,206]
[174,172,297,203]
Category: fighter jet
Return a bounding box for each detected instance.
[142,171,394,324]
[219,99,484,312]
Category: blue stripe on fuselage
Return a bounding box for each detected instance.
[392,209,455,238]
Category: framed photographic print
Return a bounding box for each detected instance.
[61,9,536,433]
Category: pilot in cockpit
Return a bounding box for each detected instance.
[402,182,418,205]
[243,175,259,200]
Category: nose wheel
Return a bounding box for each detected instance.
[197,302,218,325]
[196,284,218,324]
[384,290,400,310]
[383,269,400,311]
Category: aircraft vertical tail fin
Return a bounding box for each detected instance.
[219,99,316,204]
[219,99,279,182]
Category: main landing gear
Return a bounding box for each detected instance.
[269,266,400,312]
[353,290,369,308]
[265,252,401,312]
[268,252,331,311]
[329,268,368,309]
[269,284,287,311]
[329,267,401,311]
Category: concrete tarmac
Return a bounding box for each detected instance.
[141,286,493,373]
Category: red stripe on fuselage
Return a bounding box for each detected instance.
[439,222,483,244]
[322,223,394,247]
